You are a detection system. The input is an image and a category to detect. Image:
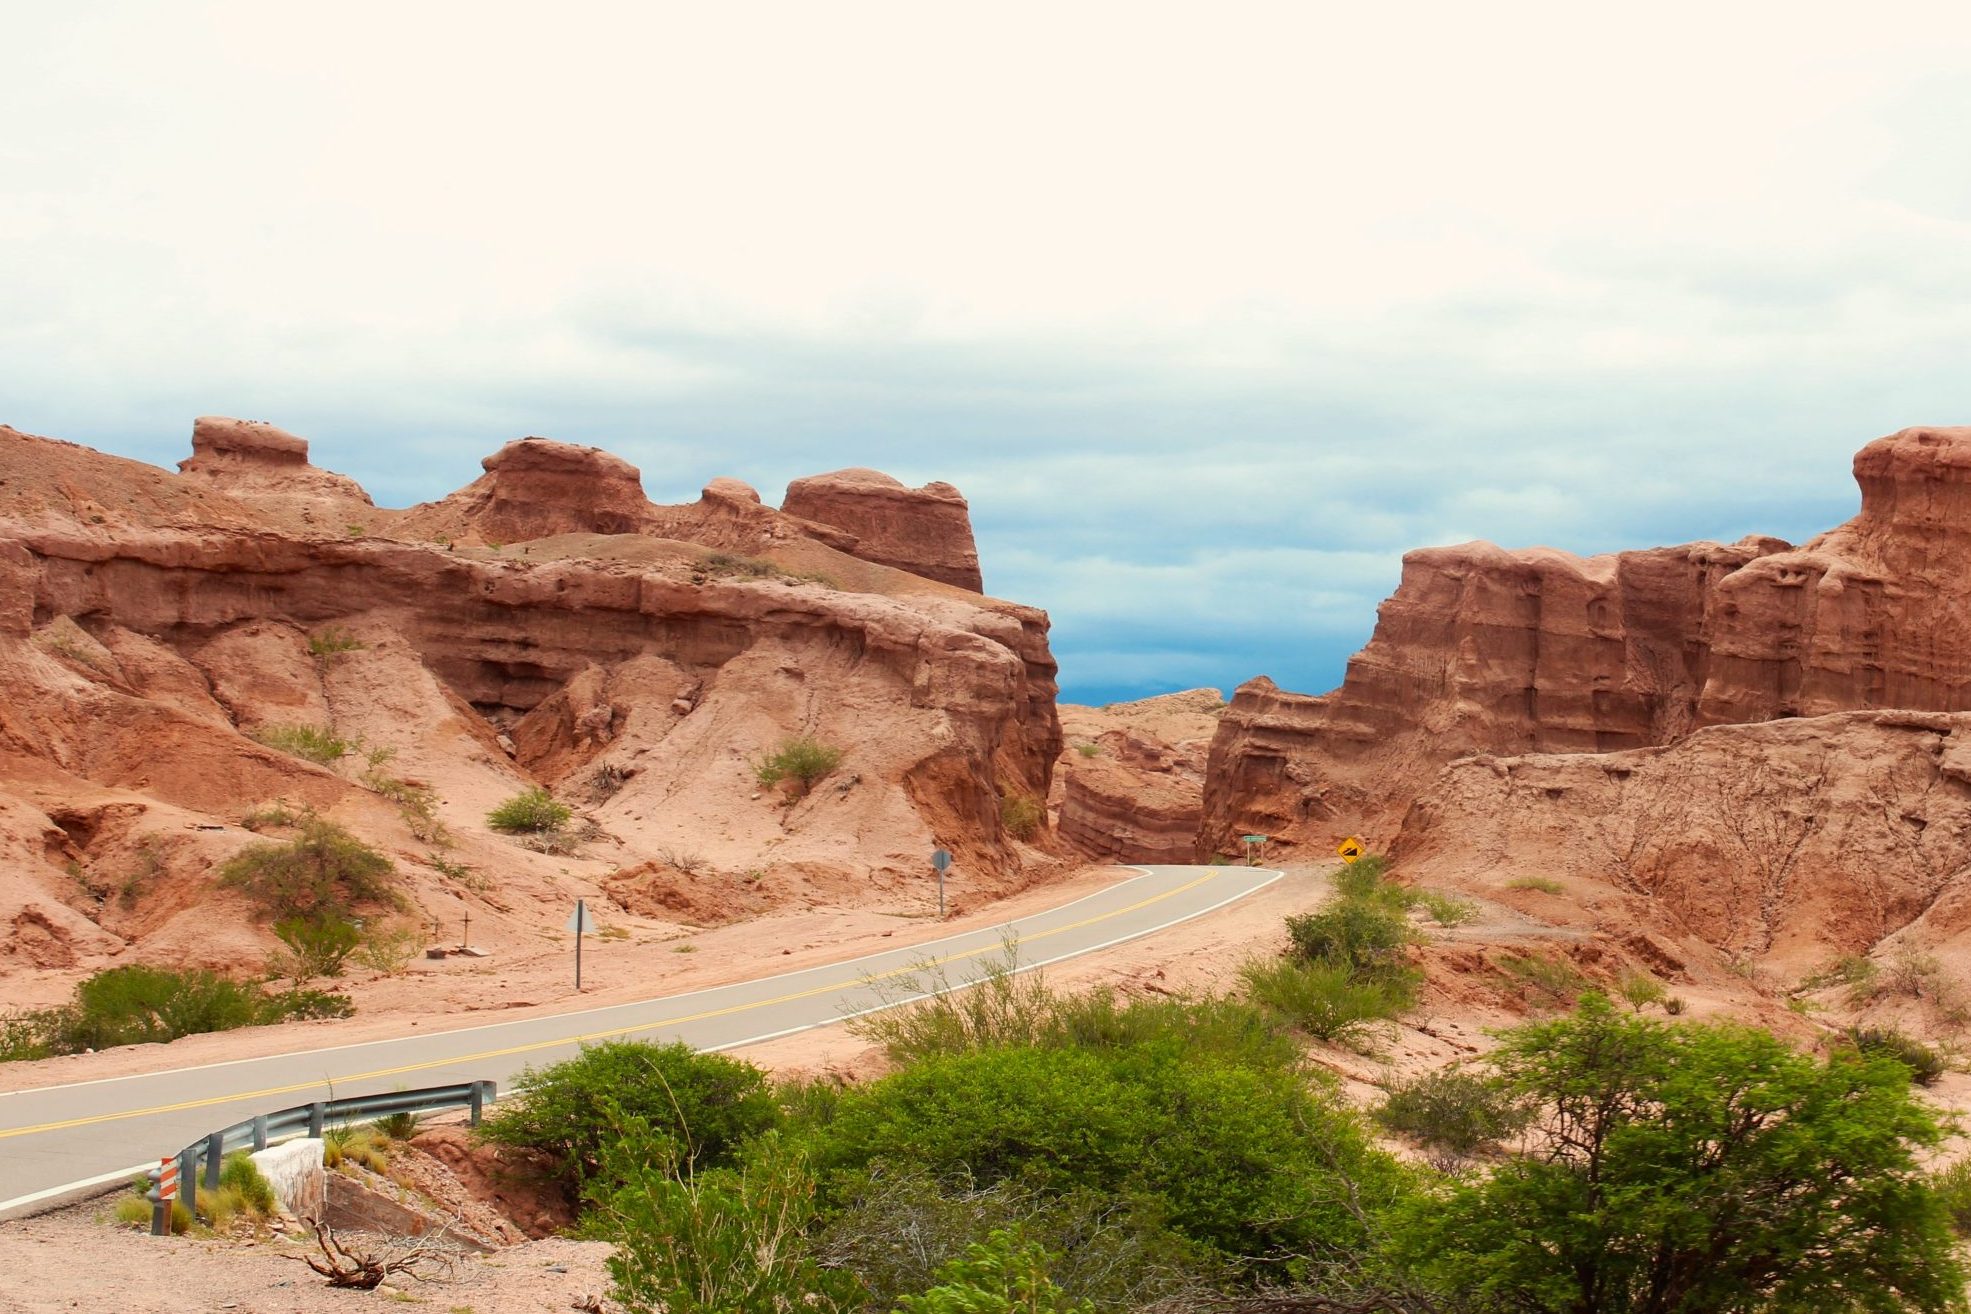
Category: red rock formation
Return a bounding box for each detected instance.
[1203,426,1971,856]
[1052,691,1221,864]
[177,415,374,510]
[0,422,1062,994]
[1390,710,1971,979]
[397,437,658,543]
[782,468,984,592]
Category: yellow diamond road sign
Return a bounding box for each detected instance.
[1336,836,1365,863]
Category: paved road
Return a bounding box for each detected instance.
[0,863,1279,1217]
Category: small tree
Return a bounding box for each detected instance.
[1391,993,1967,1312]
[753,738,842,797]
[268,915,362,985]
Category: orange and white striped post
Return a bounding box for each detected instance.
[148,1156,179,1236]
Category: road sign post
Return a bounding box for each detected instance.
[932,848,951,919]
[1241,834,1267,867]
[1336,836,1365,863]
[566,899,598,990]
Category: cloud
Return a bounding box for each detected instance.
[6,1,1971,702]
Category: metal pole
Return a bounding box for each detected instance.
[203,1132,223,1189]
[574,898,583,991]
[938,869,945,919]
[177,1146,197,1218]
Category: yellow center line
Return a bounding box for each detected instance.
[1,872,1219,1140]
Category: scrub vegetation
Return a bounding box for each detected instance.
[470,929,1970,1314]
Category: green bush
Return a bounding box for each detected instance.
[35,966,345,1054]
[895,1229,1095,1314]
[1616,969,1667,1013]
[1933,1159,1971,1239]
[816,1171,1205,1312]
[1240,957,1415,1046]
[1505,875,1564,894]
[592,1130,859,1314]
[251,724,354,766]
[753,738,843,796]
[1846,1026,1947,1087]
[1497,951,1588,1008]
[1375,1068,1531,1157]
[1415,890,1478,926]
[219,1151,277,1215]
[1389,994,1966,1313]
[1284,901,1412,976]
[805,1043,1405,1267]
[999,792,1045,840]
[486,786,571,834]
[480,1041,781,1204]
[218,816,395,920]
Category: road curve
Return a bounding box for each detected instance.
[0,863,1279,1217]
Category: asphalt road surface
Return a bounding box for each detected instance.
[0,863,1279,1218]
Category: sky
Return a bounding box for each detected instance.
[8,2,1971,704]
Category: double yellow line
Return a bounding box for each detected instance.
[2,871,1217,1141]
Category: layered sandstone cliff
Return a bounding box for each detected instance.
[1051,690,1221,864]
[783,468,984,592]
[1203,426,1971,856]
[0,420,1060,996]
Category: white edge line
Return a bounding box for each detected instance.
[0,864,1184,1100]
[0,1163,153,1217]
[0,865,1282,1220]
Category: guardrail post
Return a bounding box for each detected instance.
[252,1114,269,1151]
[203,1132,224,1189]
[308,1102,326,1137]
[177,1146,198,1218]
[147,1158,176,1237]
[469,1080,493,1125]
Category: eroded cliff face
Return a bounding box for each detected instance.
[1203,426,1971,856]
[0,420,1061,995]
[1390,710,1971,983]
[1050,690,1222,865]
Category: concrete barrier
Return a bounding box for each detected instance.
[251,1137,325,1221]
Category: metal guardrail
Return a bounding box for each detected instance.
[148,1079,495,1234]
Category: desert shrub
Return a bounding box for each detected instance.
[219,817,395,920]
[219,1151,278,1216]
[1616,969,1667,1013]
[1075,742,1101,758]
[112,1192,155,1229]
[324,1124,390,1172]
[365,770,447,844]
[0,1010,54,1062]
[1331,854,1403,905]
[480,1041,781,1204]
[895,1228,1096,1314]
[486,786,571,834]
[54,966,348,1051]
[1416,890,1478,926]
[353,923,423,974]
[816,1171,1205,1313]
[252,723,355,766]
[1240,957,1415,1046]
[268,915,362,984]
[1000,792,1045,840]
[1498,951,1588,1008]
[240,801,299,832]
[1284,901,1412,976]
[307,627,364,668]
[270,987,355,1021]
[1934,1160,1971,1238]
[1846,1026,1947,1086]
[374,1110,421,1141]
[592,1129,860,1314]
[1375,1068,1531,1157]
[699,551,785,580]
[1505,875,1564,894]
[753,737,843,796]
